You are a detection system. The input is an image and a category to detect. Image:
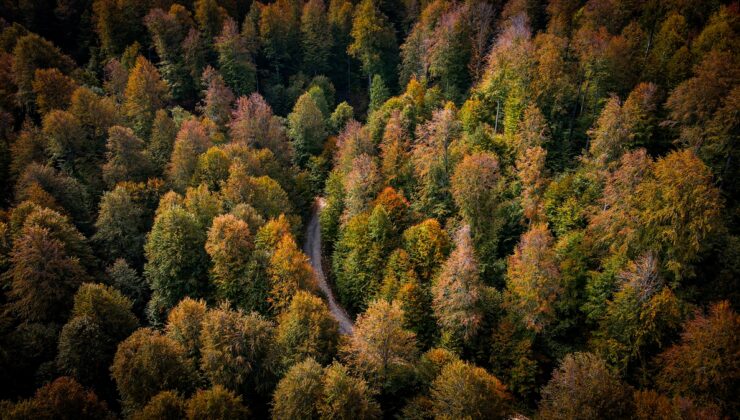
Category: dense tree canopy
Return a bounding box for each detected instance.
[0,0,737,418]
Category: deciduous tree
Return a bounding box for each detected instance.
[276,291,339,368]
[271,357,324,419]
[289,91,327,166]
[318,362,380,419]
[301,0,332,76]
[215,18,257,97]
[429,360,510,419]
[102,126,152,187]
[199,304,276,395]
[656,301,739,415]
[267,235,317,314]
[144,205,210,324]
[402,219,450,283]
[123,56,169,138]
[167,119,212,192]
[433,226,485,343]
[537,352,634,420]
[344,299,417,389]
[31,68,76,114]
[111,328,194,411]
[506,223,561,332]
[348,0,397,89]
[185,385,249,420]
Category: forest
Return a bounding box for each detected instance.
[0,0,738,418]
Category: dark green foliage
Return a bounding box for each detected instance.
[57,283,138,397]
[368,74,389,114]
[215,19,257,97]
[144,205,210,325]
[93,186,147,267]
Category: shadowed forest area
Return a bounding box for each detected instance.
[0,0,738,418]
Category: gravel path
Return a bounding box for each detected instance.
[304,197,354,335]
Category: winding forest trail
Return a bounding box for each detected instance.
[304,197,354,335]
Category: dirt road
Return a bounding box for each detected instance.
[304,197,354,335]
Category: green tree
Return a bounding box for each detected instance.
[71,283,139,344]
[412,106,460,219]
[451,151,502,275]
[330,101,354,134]
[289,91,327,166]
[645,12,690,88]
[403,219,451,283]
[215,18,257,97]
[276,291,340,368]
[42,110,88,177]
[332,211,386,313]
[147,110,178,174]
[369,74,389,113]
[259,0,302,78]
[193,146,231,192]
[56,316,113,389]
[593,253,684,375]
[144,5,196,102]
[102,126,152,188]
[301,0,333,76]
[107,258,149,317]
[144,205,210,324]
[183,183,224,229]
[427,5,473,103]
[348,0,397,89]
[57,283,138,388]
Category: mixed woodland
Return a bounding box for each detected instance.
[0,0,738,418]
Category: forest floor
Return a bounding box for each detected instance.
[304,197,354,335]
